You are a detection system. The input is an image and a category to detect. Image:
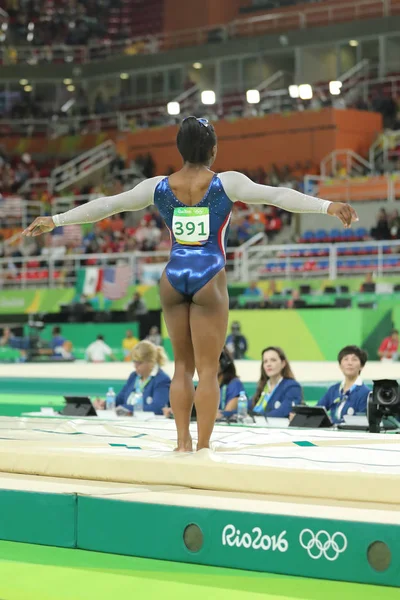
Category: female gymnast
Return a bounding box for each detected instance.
[23,116,358,452]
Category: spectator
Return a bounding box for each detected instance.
[226,321,248,359]
[54,340,74,361]
[371,209,391,240]
[86,335,116,362]
[115,340,170,415]
[243,281,262,298]
[317,345,370,423]
[126,291,148,319]
[50,326,66,355]
[217,347,245,419]
[286,289,306,309]
[146,326,162,346]
[378,330,399,362]
[252,347,302,418]
[360,273,376,293]
[122,328,139,361]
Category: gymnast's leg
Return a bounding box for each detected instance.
[190,269,229,451]
[160,272,195,451]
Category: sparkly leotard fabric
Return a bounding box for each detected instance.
[154,174,231,298]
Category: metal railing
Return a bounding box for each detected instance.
[52,140,116,192]
[304,173,400,203]
[320,150,372,178]
[2,239,400,290]
[0,0,398,66]
[0,199,44,232]
[240,239,400,281]
[2,67,396,139]
[0,248,238,290]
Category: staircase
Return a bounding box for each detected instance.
[51,141,117,192]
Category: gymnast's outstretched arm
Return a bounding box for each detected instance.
[22,177,163,236]
[219,171,358,226]
[52,177,163,227]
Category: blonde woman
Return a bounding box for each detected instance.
[116,340,171,415]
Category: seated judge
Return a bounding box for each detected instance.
[115,340,171,415]
[252,346,302,417]
[317,345,370,424]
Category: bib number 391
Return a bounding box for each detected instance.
[172,207,210,245]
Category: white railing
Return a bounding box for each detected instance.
[320,149,372,178]
[1,66,400,139]
[0,248,237,290]
[303,172,400,203]
[2,239,400,290]
[0,199,44,231]
[238,239,400,281]
[51,140,116,192]
[0,0,398,66]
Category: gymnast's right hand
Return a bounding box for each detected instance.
[22,216,55,237]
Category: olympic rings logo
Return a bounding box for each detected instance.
[299,529,348,561]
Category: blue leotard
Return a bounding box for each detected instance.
[154,174,232,298]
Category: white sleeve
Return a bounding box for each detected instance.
[52,176,164,227]
[219,171,331,214]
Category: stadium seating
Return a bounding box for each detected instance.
[299,227,369,244]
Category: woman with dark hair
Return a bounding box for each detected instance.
[252,347,302,417]
[217,347,245,419]
[23,117,357,451]
[317,345,370,424]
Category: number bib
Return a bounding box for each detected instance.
[172,207,210,245]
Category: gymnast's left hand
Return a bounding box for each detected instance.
[22,216,55,237]
[327,202,358,228]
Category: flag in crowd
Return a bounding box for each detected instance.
[102,265,132,300]
[76,267,103,296]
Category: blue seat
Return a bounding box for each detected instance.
[292,261,303,271]
[355,227,368,239]
[315,229,328,241]
[302,231,315,242]
[384,258,398,267]
[330,228,341,241]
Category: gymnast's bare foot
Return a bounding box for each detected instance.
[196,442,210,451]
[174,435,193,452]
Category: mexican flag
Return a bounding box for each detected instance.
[76,268,103,297]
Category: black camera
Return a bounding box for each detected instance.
[367,379,400,433]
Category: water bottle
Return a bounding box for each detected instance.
[134,392,143,414]
[105,387,116,411]
[237,391,248,422]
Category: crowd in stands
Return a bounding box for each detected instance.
[1,141,400,289]
[0,153,316,279]
[3,0,109,47]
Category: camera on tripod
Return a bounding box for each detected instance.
[367,379,400,433]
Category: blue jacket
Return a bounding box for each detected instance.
[115,368,171,415]
[317,381,370,424]
[220,377,245,417]
[253,378,302,418]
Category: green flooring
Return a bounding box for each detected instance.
[0,541,398,600]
